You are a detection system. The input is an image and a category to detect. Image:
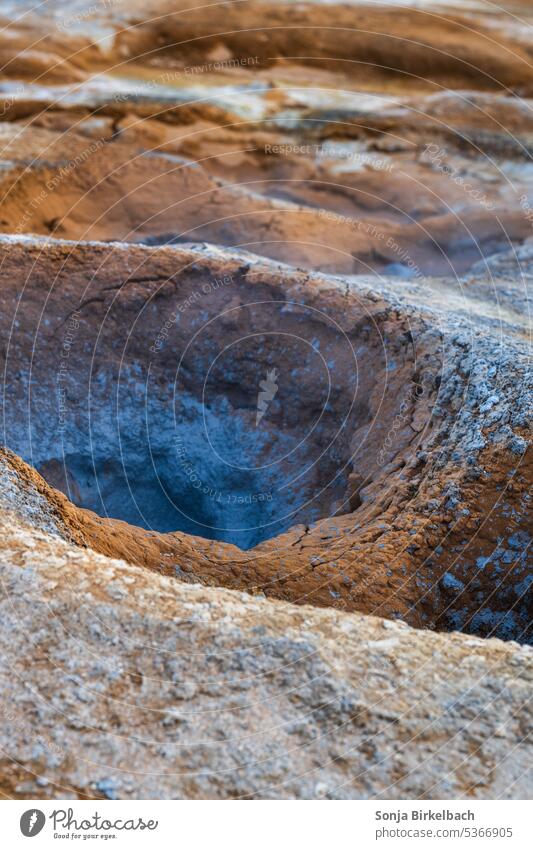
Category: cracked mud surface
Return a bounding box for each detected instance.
[0,0,531,800]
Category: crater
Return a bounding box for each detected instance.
[1,237,529,646]
[1,243,425,550]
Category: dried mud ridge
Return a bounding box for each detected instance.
[0,0,531,799]
[1,236,531,643]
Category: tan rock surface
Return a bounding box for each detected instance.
[0,503,531,800]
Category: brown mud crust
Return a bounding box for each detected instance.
[1,3,533,276]
[0,236,530,642]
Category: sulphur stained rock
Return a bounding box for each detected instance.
[0,505,531,800]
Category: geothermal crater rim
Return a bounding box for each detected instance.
[26,277,393,548]
[1,232,529,643]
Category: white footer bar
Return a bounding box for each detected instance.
[4,799,530,848]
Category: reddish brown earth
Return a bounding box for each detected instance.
[2,1,533,276]
[0,234,530,641]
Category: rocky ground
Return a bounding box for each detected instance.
[0,0,531,799]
